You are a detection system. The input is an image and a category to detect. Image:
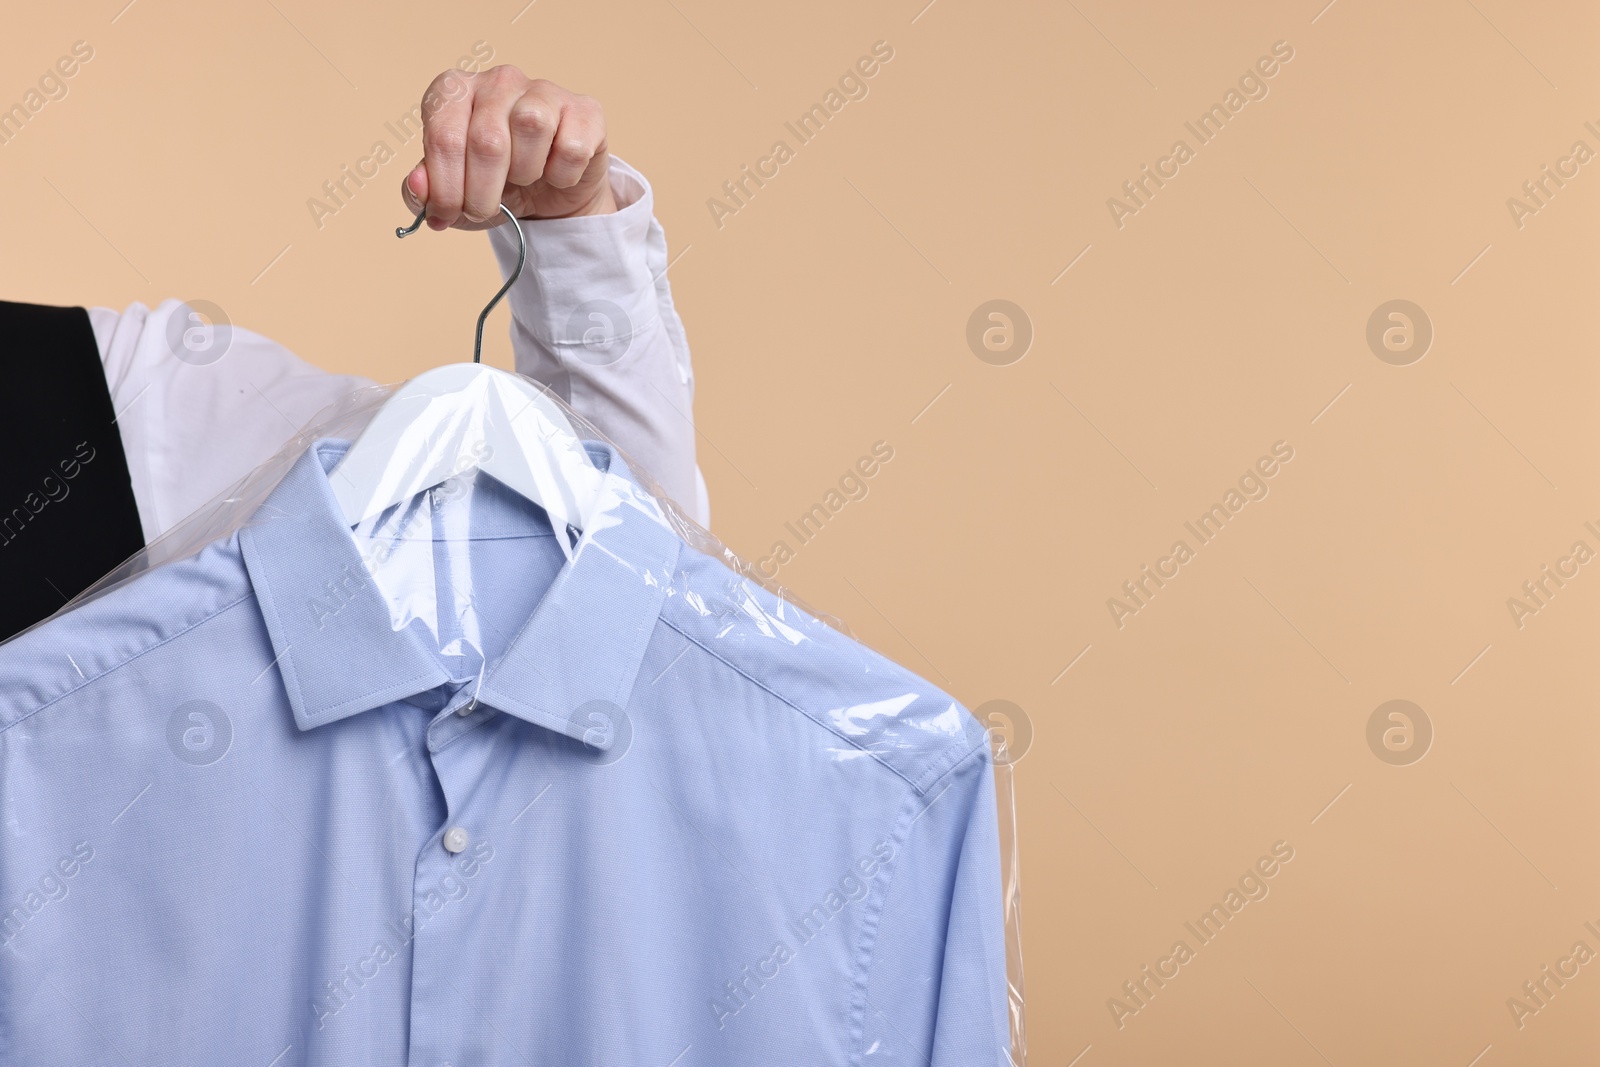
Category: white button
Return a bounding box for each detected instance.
[442,826,469,853]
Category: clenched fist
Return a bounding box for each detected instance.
[401,66,616,229]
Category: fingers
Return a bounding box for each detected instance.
[461,66,530,224]
[418,69,477,228]
[541,93,606,189]
[402,161,428,215]
[408,66,608,227]
[504,81,563,188]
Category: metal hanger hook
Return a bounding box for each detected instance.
[397,204,527,364]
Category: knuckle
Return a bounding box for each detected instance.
[487,64,522,87]
[467,125,509,159]
[430,69,471,105]
[426,125,468,157]
[511,105,552,137]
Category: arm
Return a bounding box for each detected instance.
[483,156,706,526]
[88,299,374,541]
[90,73,709,542]
[402,68,708,526]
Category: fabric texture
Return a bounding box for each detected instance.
[0,438,1007,1067]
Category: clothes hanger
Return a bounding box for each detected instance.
[328,204,606,559]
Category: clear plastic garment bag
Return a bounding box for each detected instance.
[0,205,1027,1066]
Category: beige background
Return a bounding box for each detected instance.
[4,1,1597,1063]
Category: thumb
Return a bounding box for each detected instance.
[401,160,429,214]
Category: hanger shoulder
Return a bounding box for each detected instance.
[329,364,605,541]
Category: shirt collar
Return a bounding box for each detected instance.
[239,438,681,746]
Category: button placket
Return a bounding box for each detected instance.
[405,703,499,1067]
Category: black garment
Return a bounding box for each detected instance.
[0,300,143,640]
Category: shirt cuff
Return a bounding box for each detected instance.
[486,156,657,366]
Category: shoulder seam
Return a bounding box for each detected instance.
[0,591,255,736]
[912,725,988,794]
[657,614,940,796]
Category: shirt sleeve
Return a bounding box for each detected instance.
[87,300,377,542]
[485,155,707,528]
[89,156,708,541]
[864,745,1013,1065]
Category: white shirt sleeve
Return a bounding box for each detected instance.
[486,155,707,528]
[90,157,708,543]
[89,300,374,542]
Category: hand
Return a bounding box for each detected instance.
[400,66,617,230]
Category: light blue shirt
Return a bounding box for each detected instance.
[0,440,1008,1066]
